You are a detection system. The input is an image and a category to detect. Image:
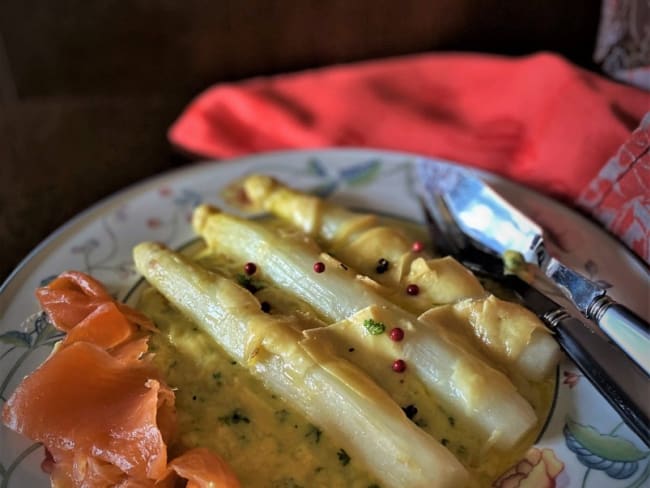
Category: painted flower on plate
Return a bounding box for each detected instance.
[563,370,582,389]
[493,447,564,488]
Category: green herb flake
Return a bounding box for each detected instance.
[274,409,290,423]
[337,448,351,466]
[305,424,322,444]
[414,417,428,428]
[218,408,251,425]
[363,318,386,335]
[236,273,264,293]
[448,415,455,427]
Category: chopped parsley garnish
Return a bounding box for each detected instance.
[236,273,264,293]
[363,318,386,335]
[414,417,428,428]
[337,448,351,466]
[218,408,250,425]
[274,409,290,423]
[305,424,322,444]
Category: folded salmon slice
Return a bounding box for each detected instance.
[169,448,241,488]
[3,341,173,481]
[36,271,155,332]
[3,271,241,487]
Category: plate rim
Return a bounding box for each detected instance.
[3,147,647,300]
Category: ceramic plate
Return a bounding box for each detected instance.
[1,149,648,487]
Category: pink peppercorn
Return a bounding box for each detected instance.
[313,262,325,273]
[244,262,257,275]
[389,327,404,342]
[406,284,419,296]
[411,241,424,252]
[392,359,407,373]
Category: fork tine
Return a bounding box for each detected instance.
[419,192,505,277]
[417,194,462,257]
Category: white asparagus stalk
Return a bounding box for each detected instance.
[243,174,484,303]
[304,305,538,451]
[242,175,559,381]
[419,297,561,382]
[192,206,538,450]
[133,242,469,488]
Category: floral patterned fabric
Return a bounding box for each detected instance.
[578,112,650,263]
[594,0,650,90]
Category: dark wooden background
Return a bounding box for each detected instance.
[0,0,601,282]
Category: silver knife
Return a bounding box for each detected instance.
[494,272,649,446]
[416,160,650,374]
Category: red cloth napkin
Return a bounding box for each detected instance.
[169,52,650,261]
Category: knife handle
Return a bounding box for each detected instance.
[588,296,650,375]
[545,309,650,447]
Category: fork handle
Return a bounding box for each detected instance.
[546,309,650,447]
[587,296,650,376]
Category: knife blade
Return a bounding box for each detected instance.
[416,160,650,375]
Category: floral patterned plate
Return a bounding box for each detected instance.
[1,149,648,488]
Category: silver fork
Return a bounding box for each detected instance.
[419,194,650,447]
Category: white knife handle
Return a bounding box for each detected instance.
[589,296,650,375]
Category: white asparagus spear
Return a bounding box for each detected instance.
[419,297,561,382]
[243,174,484,303]
[242,175,559,381]
[192,206,538,450]
[134,242,469,488]
[304,305,539,450]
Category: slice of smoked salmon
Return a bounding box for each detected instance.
[4,271,240,487]
[2,341,174,483]
[36,271,155,333]
[36,272,111,331]
[60,301,137,350]
[169,448,241,488]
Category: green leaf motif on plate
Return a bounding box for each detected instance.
[306,158,328,177]
[566,419,649,462]
[339,160,381,186]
